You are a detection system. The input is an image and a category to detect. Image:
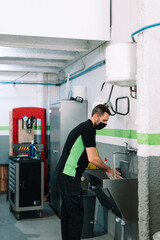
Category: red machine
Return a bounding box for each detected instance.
[12,107,47,191]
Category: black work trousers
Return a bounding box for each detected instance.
[56,172,84,240]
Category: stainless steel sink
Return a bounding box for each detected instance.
[83,169,138,223]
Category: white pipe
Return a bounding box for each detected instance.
[65,73,70,99]
[121,219,125,240]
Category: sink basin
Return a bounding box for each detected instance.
[83,169,138,223]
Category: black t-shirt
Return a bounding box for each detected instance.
[56,119,96,178]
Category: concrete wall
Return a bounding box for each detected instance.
[137,0,160,239]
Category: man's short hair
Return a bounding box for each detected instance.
[91,104,111,117]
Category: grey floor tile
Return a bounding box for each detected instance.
[0,193,112,240]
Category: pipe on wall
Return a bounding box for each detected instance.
[131,22,160,42]
[0,81,58,86]
[0,60,106,86]
[0,58,106,86]
[60,60,106,86]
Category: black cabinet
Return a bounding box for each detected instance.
[9,156,44,219]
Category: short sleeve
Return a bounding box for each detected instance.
[82,127,96,148]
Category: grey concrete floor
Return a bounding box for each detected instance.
[0,193,112,240]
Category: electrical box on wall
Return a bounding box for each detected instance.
[106,42,137,87]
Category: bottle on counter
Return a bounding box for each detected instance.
[30,140,35,157]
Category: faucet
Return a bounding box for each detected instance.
[124,142,137,153]
[112,142,137,178]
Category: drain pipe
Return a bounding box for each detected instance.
[116,217,126,240]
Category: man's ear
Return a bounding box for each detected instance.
[93,113,99,121]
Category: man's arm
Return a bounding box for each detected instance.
[86,147,122,179]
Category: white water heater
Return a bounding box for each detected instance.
[106,42,137,87]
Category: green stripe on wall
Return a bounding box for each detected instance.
[0,125,160,145]
[137,133,160,145]
[96,129,160,145]
[96,129,137,139]
[0,126,9,130]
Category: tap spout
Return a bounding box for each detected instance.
[124,142,137,153]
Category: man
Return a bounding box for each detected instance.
[56,104,122,240]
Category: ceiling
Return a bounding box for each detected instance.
[0,34,105,84]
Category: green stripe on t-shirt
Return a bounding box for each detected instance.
[63,135,85,177]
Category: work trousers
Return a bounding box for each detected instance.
[56,172,84,240]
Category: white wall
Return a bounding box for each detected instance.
[60,42,137,149]
[0,73,37,125]
[1,0,160,237]
[0,73,58,133]
[0,72,59,164]
[0,1,139,158]
[111,0,138,42]
[0,0,110,41]
[59,0,138,149]
[136,1,160,239]
[136,1,160,157]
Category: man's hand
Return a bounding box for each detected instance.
[86,147,123,179]
[105,167,123,179]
